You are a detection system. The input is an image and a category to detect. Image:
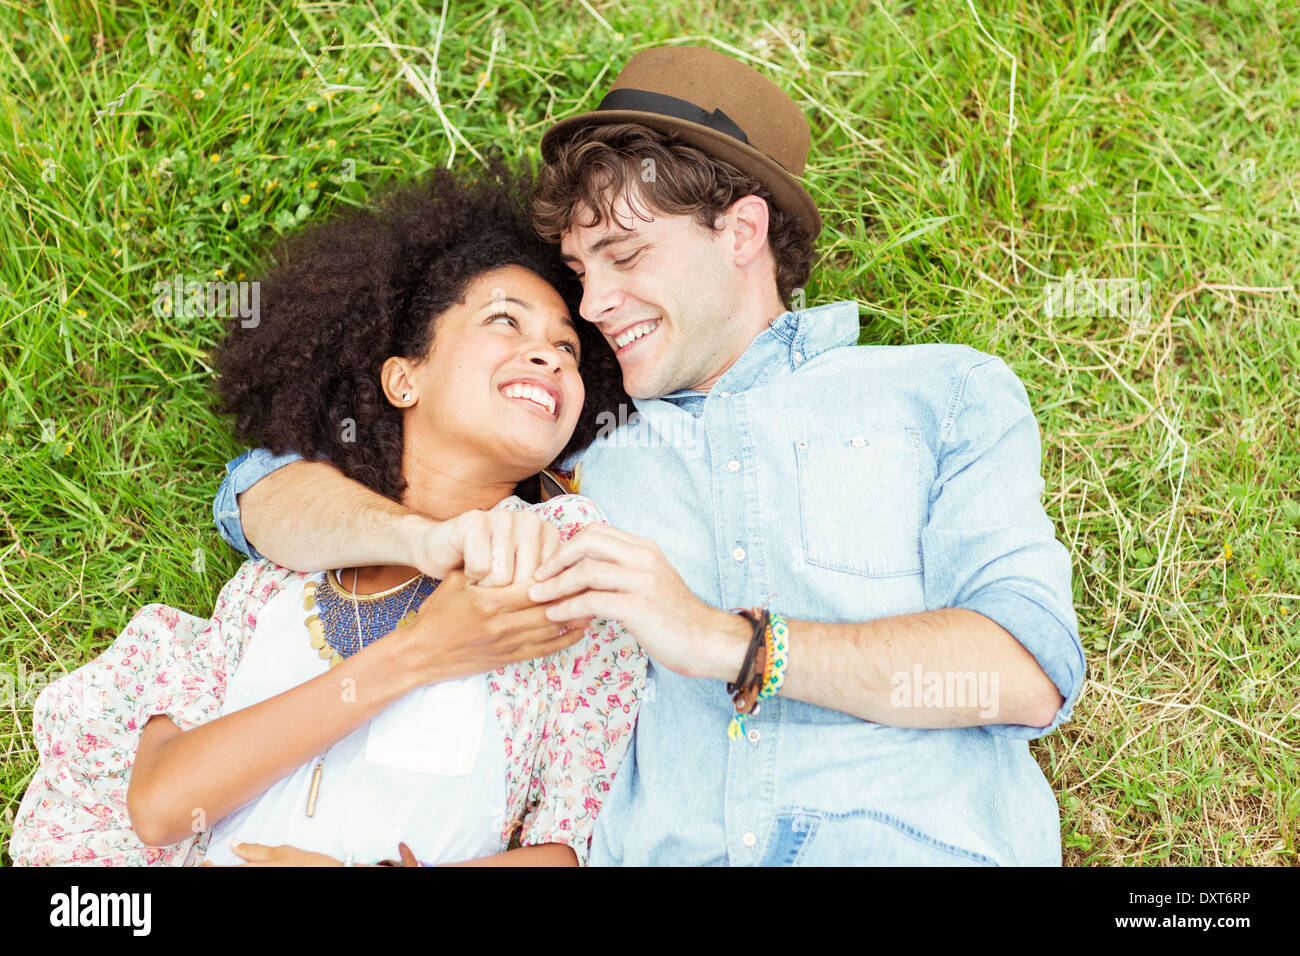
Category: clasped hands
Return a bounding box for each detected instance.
[405,509,745,680]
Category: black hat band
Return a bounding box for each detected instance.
[595,88,751,146]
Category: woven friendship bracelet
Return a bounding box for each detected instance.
[760,612,789,699]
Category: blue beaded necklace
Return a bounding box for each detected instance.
[302,570,439,668]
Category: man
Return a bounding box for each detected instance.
[213,46,1084,865]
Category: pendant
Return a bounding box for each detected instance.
[306,759,324,817]
[329,653,343,668]
[302,581,317,611]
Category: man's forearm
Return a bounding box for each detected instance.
[785,609,1062,727]
[705,608,1063,728]
[239,460,420,571]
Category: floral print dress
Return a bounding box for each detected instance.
[9,494,645,866]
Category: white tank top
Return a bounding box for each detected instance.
[204,573,507,865]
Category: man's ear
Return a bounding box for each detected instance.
[381,356,417,407]
[727,194,772,267]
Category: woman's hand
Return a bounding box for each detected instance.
[201,841,344,866]
[401,509,562,587]
[390,569,592,686]
[527,524,750,680]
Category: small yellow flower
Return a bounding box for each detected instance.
[1224,544,1233,562]
[221,200,231,212]
[237,272,246,281]
[263,178,278,192]
[76,308,87,316]
[240,194,251,205]
[306,180,318,190]
[307,143,320,150]
[326,138,337,149]
[63,34,71,42]
[370,103,380,114]
[307,103,318,112]
[193,89,205,100]
[64,441,73,455]
[1282,606,1291,615]
[215,269,224,279]
[209,153,219,163]
[242,82,251,91]
[323,91,335,102]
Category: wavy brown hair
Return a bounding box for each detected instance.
[213,155,628,504]
[532,123,815,307]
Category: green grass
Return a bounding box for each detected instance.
[2,0,1297,866]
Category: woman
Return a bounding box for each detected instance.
[10,156,645,867]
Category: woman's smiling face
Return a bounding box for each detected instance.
[392,264,585,477]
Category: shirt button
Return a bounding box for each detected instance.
[742,832,757,848]
[796,439,808,450]
[727,459,740,472]
[747,728,761,744]
[719,391,730,399]
[732,547,746,563]
[851,436,866,448]
[793,349,804,363]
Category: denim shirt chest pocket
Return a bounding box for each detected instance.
[793,426,926,578]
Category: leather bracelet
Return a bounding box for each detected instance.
[727,608,769,716]
[733,635,767,717]
[727,610,765,694]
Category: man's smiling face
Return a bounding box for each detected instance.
[559,187,745,399]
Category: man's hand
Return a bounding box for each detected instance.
[390,570,592,686]
[402,509,562,586]
[527,525,749,680]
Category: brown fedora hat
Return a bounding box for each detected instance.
[541,45,822,239]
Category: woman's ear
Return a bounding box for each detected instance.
[381,356,417,407]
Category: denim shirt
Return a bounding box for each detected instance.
[213,301,1085,866]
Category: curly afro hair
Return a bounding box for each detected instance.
[213,154,629,505]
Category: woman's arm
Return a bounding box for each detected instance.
[128,571,583,848]
[128,634,420,848]
[209,841,578,867]
[445,844,577,867]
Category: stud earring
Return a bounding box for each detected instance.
[402,392,411,402]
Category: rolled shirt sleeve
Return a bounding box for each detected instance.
[921,355,1085,739]
[213,448,305,560]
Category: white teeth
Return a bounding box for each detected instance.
[501,383,556,416]
[613,318,661,349]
